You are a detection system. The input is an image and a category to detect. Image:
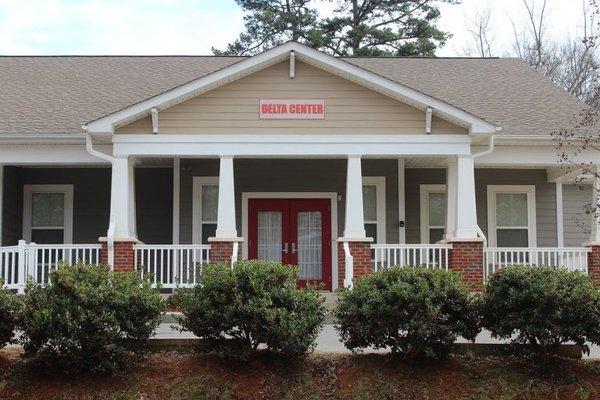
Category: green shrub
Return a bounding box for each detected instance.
[481,265,600,355]
[19,262,164,374]
[0,280,19,349]
[335,266,480,358]
[172,260,325,359]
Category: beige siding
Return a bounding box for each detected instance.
[563,184,591,246]
[116,61,467,135]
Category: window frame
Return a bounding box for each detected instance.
[487,185,537,248]
[362,177,386,244]
[420,184,447,244]
[22,184,74,244]
[192,177,219,244]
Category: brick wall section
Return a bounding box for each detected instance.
[209,241,242,265]
[448,241,484,292]
[587,245,600,285]
[100,241,135,272]
[337,241,372,288]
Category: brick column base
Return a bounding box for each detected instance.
[100,241,136,272]
[586,245,600,285]
[448,240,484,292]
[209,239,244,265]
[337,240,373,288]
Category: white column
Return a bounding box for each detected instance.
[110,156,137,239]
[343,156,367,238]
[454,155,479,240]
[215,155,238,238]
[444,159,458,240]
[590,167,600,243]
[172,157,180,244]
[398,159,406,244]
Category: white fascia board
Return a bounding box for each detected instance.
[0,144,111,165]
[112,133,471,157]
[84,42,497,135]
[474,144,600,166]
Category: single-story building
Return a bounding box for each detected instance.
[0,42,598,292]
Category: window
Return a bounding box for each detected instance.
[362,177,386,244]
[192,177,219,244]
[487,185,536,247]
[420,185,446,244]
[23,185,73,244]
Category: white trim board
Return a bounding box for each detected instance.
[487,185,537,247]
[241,192,339,290]
[420,184,446,244]
[84,42,497,134]
[22,184,74,244]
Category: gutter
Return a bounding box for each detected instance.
[471,134,495,247]
[83,128,116,266]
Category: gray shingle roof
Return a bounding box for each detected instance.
[0,55,587,135]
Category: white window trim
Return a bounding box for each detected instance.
[192,177,219,244]
[487,185,537,247]
[22,184,74,244]
[420,184,446,244]
[363,177,386,244]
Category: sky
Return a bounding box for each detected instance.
[0,0,590,57]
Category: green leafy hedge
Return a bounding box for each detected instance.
[172,260,325,359]
[19,263,164,374]
[0,280,19,349]
[335,267,480,358]
[482,265,600,355]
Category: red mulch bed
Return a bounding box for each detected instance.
[1,348,600,399]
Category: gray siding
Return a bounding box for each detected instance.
[405,168,446,244]
[2,166,22,245]
[135,168,173,244]
[179,158,399,244]
[563,184,591,246]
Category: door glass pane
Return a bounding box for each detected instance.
[364,223,377,243]
[496,193,528,226]
[32,193,64,227]
[497,229,528,247]
[297,211,322,280]
[428,193,445,226]
[201,185,219,221]
[257,211,282,262]
[363,185,377,221]
[31,229,64,244]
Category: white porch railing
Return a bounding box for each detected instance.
[134,244,211,288]
[371,244,452,272]
[0,241,102,292]
[484,247,590,281]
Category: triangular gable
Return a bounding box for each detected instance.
[84,42,498,135]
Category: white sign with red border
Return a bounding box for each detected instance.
[259,99,325,120]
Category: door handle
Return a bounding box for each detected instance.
[282,243,289,254]
[292,243,298,254]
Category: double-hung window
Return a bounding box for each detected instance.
[362,177,386,244]
[420,184,446,244]
[487,185,536,247]
[192,177,219,244]
[23,185,73,244]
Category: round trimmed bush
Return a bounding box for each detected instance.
[0,281,19,349]
[19,262,164,374]
[335,266,480,358]
[172,260,325,359]
[481,265,600,355]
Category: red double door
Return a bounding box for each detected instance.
[248,199,332,290]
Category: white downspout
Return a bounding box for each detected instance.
[84,130,117,267]
[471,134,495,247]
